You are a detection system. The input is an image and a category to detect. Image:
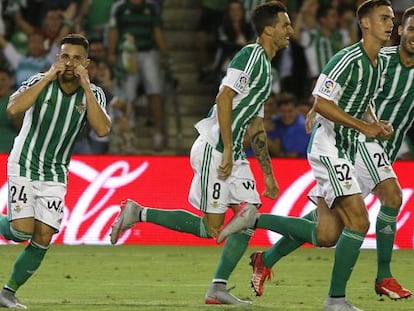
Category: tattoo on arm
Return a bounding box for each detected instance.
[251,130,273,176]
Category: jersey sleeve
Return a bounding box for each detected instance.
[221,45,264,94]
[221,68,250,94]
[10,73,45,97]
[91,84,107,110]
[312,51,352,104]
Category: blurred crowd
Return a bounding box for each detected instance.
[197,0,414,160]
[0,0,413,159]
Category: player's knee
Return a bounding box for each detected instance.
[10,225,32,242]
[317,230,340,247]
[381,190,403,210]
[351,218,370,234]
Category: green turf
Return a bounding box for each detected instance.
[1,245,413,310]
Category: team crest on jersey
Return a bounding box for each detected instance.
[343,181,352,190]
[233,72,249,92]
[211,201,219,209]
[13,204,22,213]
[75,102,86,114]
[319,78,336,97]
[382,166,391,173]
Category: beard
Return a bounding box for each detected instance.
[60,72,78,83]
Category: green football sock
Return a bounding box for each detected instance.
[0,215,31,242]
[256,213,319,246]
[376,205,398,283]
[262,209,317,268]
[328,228,365,297]
[146,209,212,238]
[213,230,253,281]
[6,240,49,291]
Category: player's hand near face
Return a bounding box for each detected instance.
[74,64,91,89]
[45,62,66,82]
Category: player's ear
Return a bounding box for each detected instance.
[264,24,274,36]
[359,16,369,29]
[84,59,90,68]
[397,24,403,37]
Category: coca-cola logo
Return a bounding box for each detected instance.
[268,170,413,249]
[0,159,149,245]
[1,156,413,248]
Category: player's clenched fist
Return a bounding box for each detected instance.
[45,62,66,82]
[74,64,90,88]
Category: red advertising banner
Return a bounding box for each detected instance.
[0,154,413,248]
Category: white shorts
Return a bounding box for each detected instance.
[307,153,361,208]
[188,137,261,214]
[8,176,67,232]
[354,141,396,198]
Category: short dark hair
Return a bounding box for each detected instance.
[401,6,414,26]
[251,1,287,36]
[60,34,89,54]
[356,0,391,23]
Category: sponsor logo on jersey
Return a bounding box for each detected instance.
[233,73,249,92]
[319,78,335,97]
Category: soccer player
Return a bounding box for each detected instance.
[235,5,414,302]
[0,34,111,309]
[110,1,292,305]
[217,1,395,310]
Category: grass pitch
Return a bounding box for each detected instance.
[1,245,413,311]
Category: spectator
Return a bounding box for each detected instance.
[13,3,77,56]
[213,0,255,81]
[0,68,22,153]
[88,37,108,62]
[196,0,228,81]
[273,92,310,158]
[96,59,138,154]
[108,0,170,151]
[75,0,115,41]
[0,32,51,87]
[277,38,308,100]
[338,3,359,45]
[296,3,350,86]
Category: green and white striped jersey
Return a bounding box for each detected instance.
[369,46,414,163]
[195,43,272,161]
[8,73,106,184]
[309,41,387,163]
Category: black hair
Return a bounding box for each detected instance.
[60,33,89,54]
[356,0,391,23]
[401,6,414,26]
[251,1,287,36]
